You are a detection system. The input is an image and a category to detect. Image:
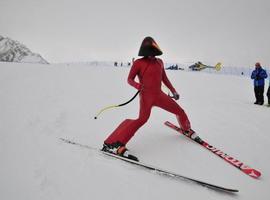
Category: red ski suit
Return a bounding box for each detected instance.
[104,57,190,145]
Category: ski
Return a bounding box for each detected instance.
[60,138,238,193]
[164,121,261,179]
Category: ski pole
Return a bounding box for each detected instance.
[94,90,140,119]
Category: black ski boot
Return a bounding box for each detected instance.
[183,128,197,138]
[101,142,139,161]
[183,129,203,143]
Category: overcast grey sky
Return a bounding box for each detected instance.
[1,0,270,66]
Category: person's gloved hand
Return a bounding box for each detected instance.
[256,74,260,80]
[134,83,143,90]
[172,92,180,100]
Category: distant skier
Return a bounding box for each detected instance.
[102,36,194,161]
[251,62,268,105]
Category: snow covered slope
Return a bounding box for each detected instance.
[0,35,48,64]
[0,62,269,200]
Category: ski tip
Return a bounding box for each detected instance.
[224,188,239,193]
[231,189,239,193]
[248,169,262,179]
[241,167,261,178]
[210,186,239,193]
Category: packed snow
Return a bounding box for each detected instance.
[0,62,269,200]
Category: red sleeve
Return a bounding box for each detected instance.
[127,61,141,90]
[160,60,176,93]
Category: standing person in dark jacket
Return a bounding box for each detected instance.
[251,62,268,105]
[267,79,270,106]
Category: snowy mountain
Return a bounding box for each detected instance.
[0,35,48,64]
[0,62,269,200]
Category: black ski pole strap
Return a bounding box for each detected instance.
[118,90,140,107]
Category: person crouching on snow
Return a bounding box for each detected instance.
[102,36,193,161]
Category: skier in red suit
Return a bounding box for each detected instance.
[102,37,192,161]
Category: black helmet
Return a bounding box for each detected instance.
[138,36,163,57]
